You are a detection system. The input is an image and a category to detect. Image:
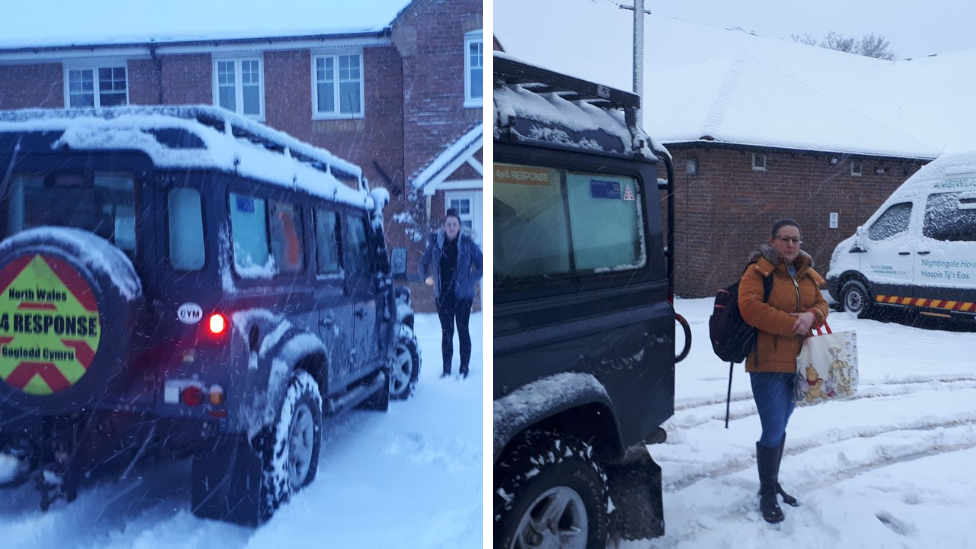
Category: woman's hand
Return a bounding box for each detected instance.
[790,311,816,336]
[425,276,434,287]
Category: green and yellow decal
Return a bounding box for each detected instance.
[0,254,101,395]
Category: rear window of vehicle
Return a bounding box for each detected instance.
[229,192,272,277]
[168,187,205,270]
[6,172,137,256]
[493,163,646,284]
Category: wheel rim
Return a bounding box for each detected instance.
[390,343,413,397]
[845,287,864,313]
[286,402,315,488]
[510,486,588,549]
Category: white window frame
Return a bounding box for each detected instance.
[851,161,863,176]
[212,56,265,120]
[752,153,767,172]
[311,51,365,119]
[63,64,129,109]
[464,31,483,108]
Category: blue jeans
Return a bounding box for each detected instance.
[750,372,795,448]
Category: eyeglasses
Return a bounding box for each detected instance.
[774,236,803,245]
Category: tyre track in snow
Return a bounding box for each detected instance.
[669,375,976,429]
[662,413,976,492]
[652,432,976,547]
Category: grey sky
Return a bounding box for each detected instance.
[645,0,976,59]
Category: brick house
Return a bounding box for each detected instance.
[0,0,483,311]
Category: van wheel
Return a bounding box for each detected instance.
[261,370,322,520]
[390,327,420,400]
[494,430,608,549]
[842,280,873,318]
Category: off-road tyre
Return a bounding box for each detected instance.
[390,326,420,400]
[494,430,609,549]
[841,279,873,319]
[260,370,322,520]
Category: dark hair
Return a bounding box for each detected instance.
[770,218,800,238]
[445,208,461,223]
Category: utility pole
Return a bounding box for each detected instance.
[619,0,651,124]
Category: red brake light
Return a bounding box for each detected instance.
[181,386,204,406]
[208,313,227,335]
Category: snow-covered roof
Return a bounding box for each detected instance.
[0,106,372,209]
[0,0,412,50]
[411,123,483,194]
[494,0,976,158]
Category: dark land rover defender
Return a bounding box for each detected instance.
[0,106,420,525]
[493,54,689,547]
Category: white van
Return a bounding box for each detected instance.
[826,151,976,321]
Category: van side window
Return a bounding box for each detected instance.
[343,214,370,272]
[315,208,341,274]
[269,201,304,273]
[229,192,272,276]
[168,188,205,270]
[923,192,976,242]
[868,202,912,241]
[494,163,645,282]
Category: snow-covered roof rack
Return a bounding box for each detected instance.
[0,105,374,208]
[493,53,659,159]
[0,105,366,193]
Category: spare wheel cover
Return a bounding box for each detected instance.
[0,243,134,414]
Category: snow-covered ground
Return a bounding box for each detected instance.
[0,313,483,549]
[620,298,976,549]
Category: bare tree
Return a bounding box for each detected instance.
[857,33,896,60]
[822,31,857,53]
[791,33,818,46]
[793,30,897,60]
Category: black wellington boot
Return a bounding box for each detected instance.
[776,435,799,507]
[756,442,785,523]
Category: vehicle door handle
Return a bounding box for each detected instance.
[320,315,336,328]
[898,251,911,255]
[354,309,366,319]
[917,251,931,255]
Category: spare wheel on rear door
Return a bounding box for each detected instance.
[0,227,143,414]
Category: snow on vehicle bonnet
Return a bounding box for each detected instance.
[0,106,374,210]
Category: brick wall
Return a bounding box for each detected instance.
[0,63,64,109]
[395,0,483,180]
[664,146,925,297]
[160,54,212,105]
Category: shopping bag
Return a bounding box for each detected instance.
[794,322,858,406]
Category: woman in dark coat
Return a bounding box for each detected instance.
[739,218,828,524]
[420,209,484,379]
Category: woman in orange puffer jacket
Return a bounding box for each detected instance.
[738,218,829,524]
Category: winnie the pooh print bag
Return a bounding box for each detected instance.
[795,322,858,406]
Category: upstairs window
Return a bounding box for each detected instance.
[214,58,264,118]
[312,53,364,118]
[464,31,483,107]
[66,66,128,108]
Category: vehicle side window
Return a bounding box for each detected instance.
[168,188,205,270]
[315,208,341,274]
[343,214,370,273]
[494,163,645,283]
[228,192,271,276]
[923,192,976,242]
[868,202,912,241]
[269,200,304,273]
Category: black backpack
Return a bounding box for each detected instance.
[709,263,773,427]
[709,268,773,363]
